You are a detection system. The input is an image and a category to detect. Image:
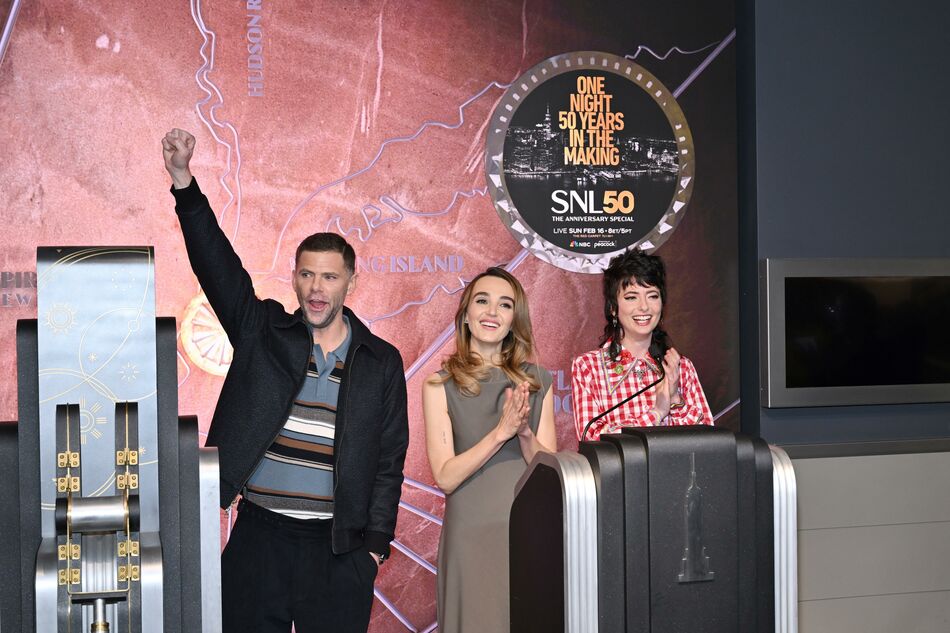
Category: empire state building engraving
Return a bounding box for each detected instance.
[678,452,715,583]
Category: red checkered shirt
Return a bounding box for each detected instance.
[571,343,714,441]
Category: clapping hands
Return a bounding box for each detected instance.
[496,381,531,442]
[662,347,681,395]
[653,348,682,420]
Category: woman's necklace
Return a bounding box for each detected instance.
[601,347,638,394]
[601,346,659,394]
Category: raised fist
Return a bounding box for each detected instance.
[162,128,196,188]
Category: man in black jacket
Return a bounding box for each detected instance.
[163,128,409,633]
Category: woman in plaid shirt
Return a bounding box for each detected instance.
[571,251,713,441]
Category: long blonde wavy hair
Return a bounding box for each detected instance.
[435,267,541,396]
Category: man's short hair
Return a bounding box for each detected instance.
[295,233,356,274]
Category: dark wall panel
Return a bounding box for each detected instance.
[741,0,950,444]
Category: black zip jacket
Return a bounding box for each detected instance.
[172,179,409,556]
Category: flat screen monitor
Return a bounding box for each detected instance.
[760,258,950,408]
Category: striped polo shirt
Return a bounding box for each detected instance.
[243,318,351,519]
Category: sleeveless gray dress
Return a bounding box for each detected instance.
[437,365,553,633]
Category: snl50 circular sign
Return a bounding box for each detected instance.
[485,51,695,273]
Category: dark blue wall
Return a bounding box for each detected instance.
[739,0,950,444]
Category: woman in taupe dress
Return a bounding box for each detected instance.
[422,267,556,633]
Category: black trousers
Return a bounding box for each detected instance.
[221,499,378,633]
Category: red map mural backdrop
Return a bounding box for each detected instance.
[0,1,737,631]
